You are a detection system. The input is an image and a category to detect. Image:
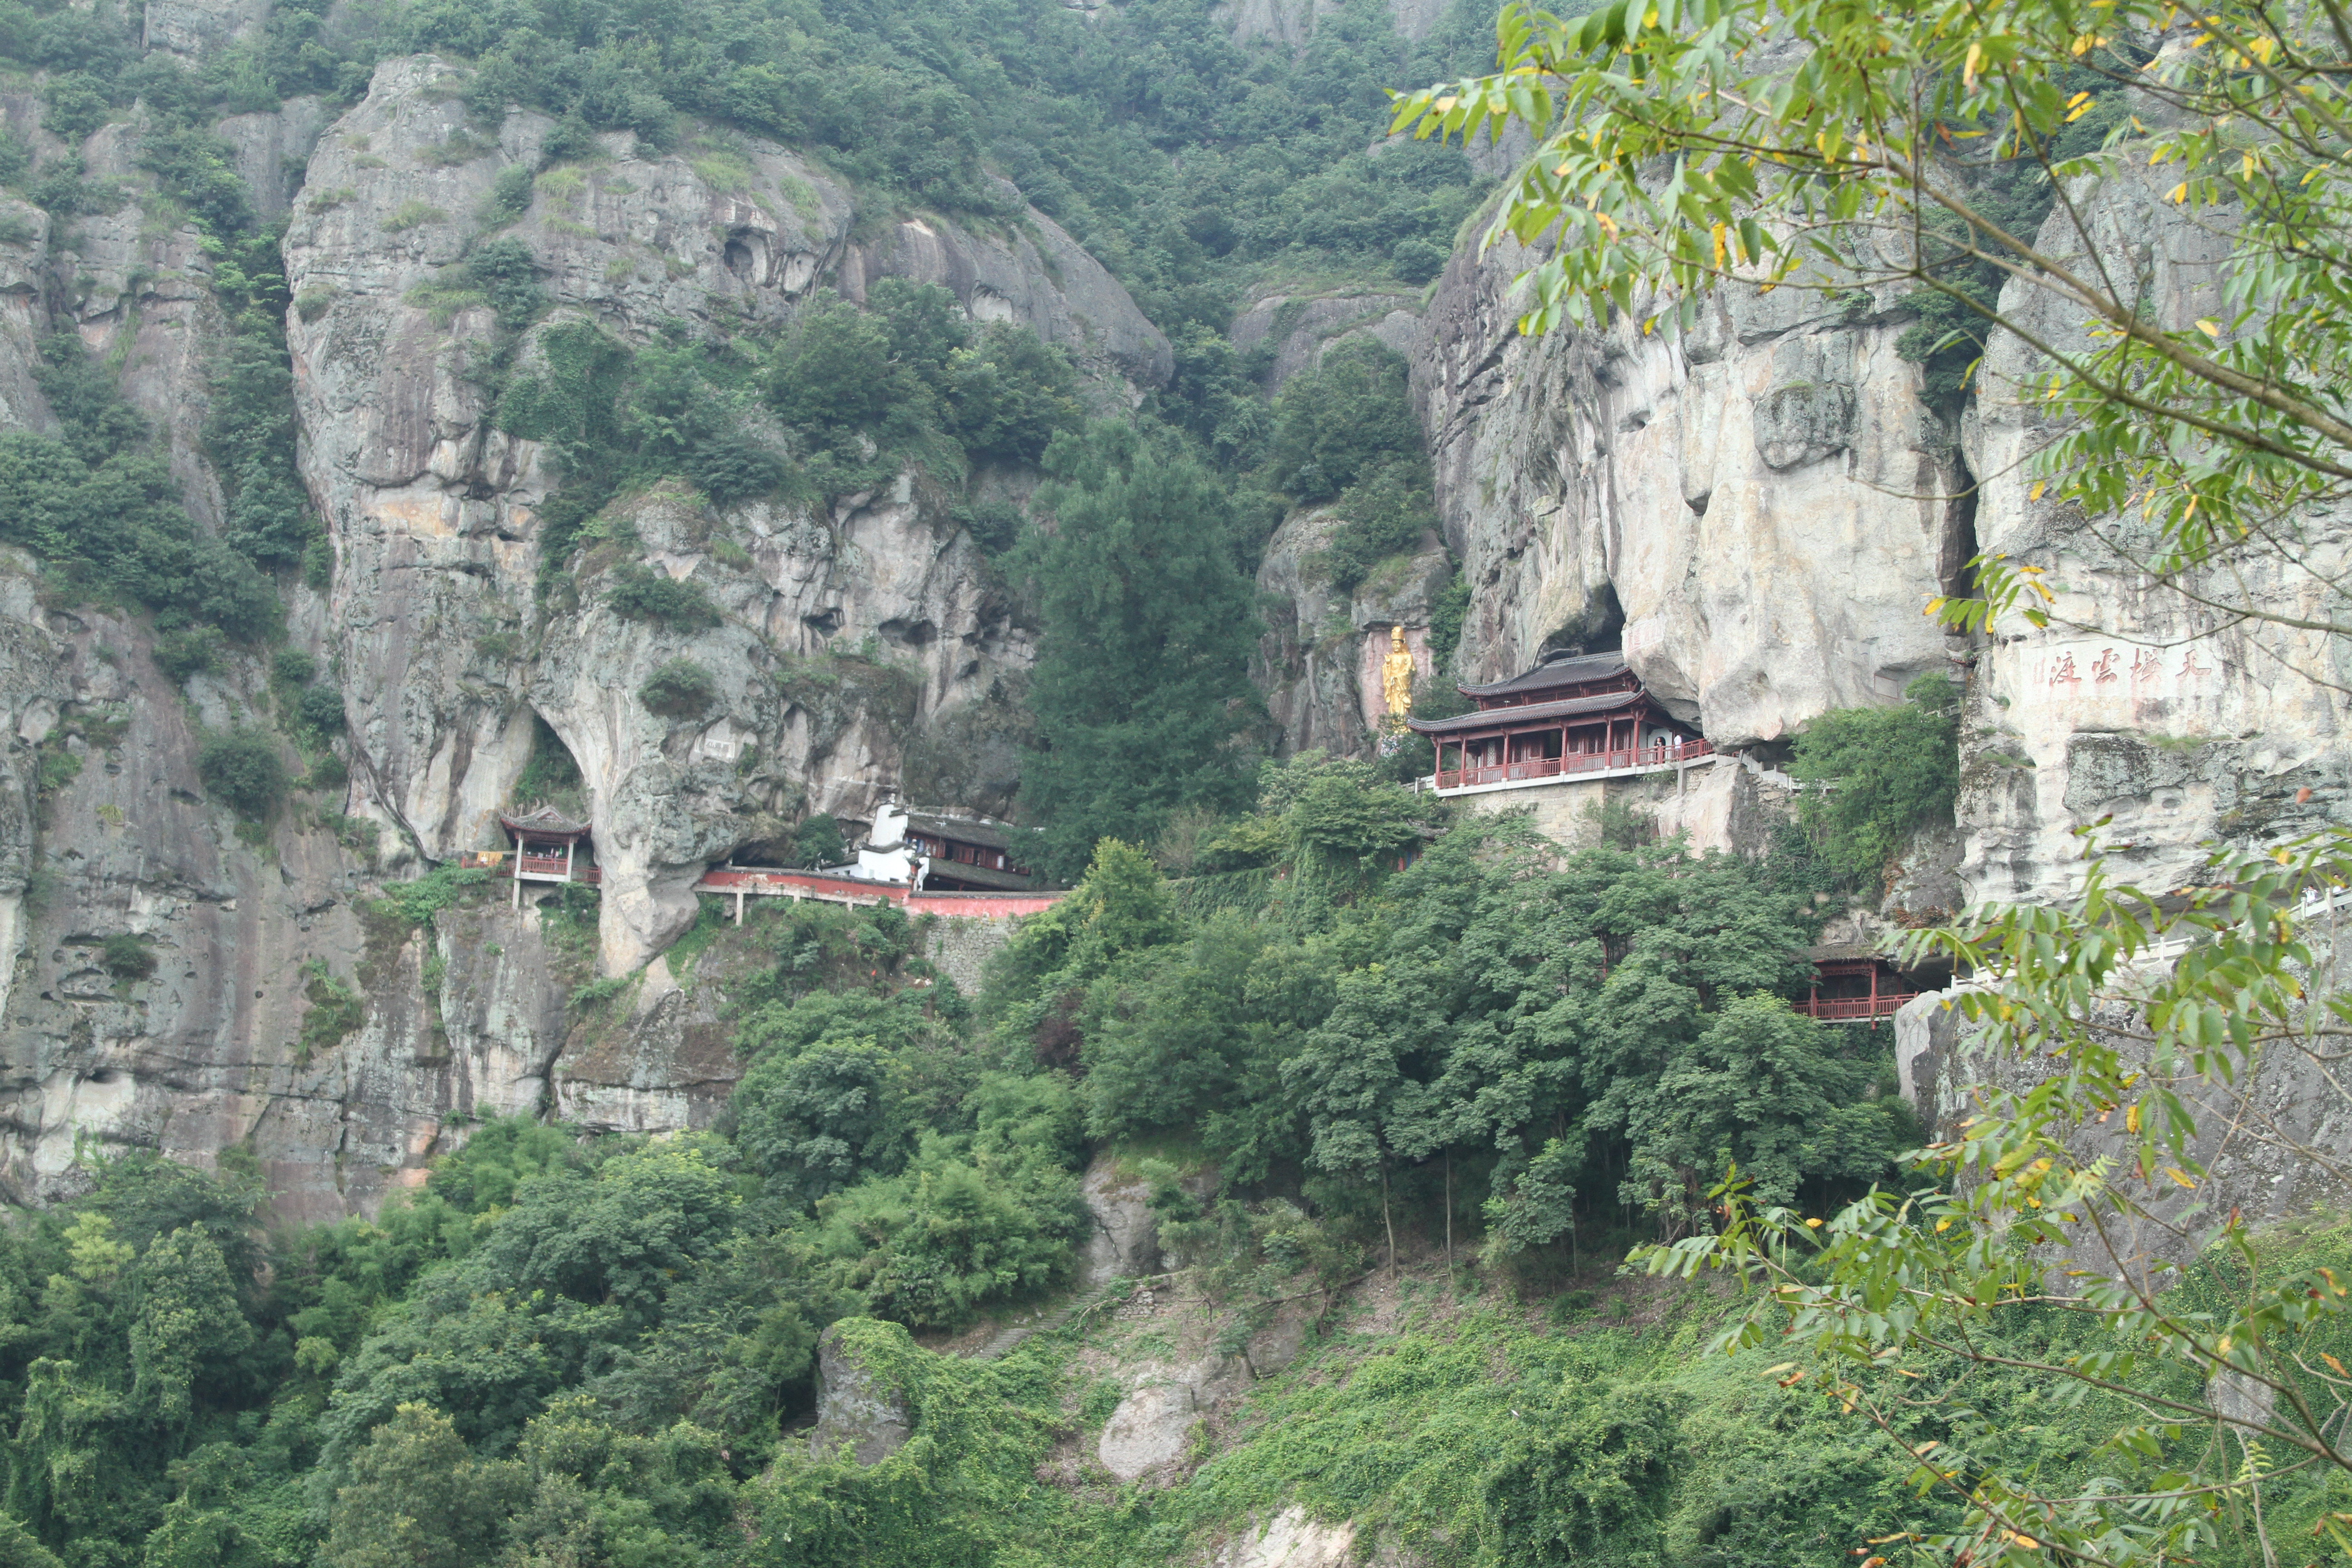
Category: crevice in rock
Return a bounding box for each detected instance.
[1939,433,1982,603]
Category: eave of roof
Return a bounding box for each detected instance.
[500,807,591,837]
[1459,651,1631,698]
[1405,688,1661,735]
[907,813,1021,853]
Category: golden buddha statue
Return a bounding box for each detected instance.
[1381,625,1416,716]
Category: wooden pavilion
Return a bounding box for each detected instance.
[1406,649,1712,793]
[1794,945,1936,1021]
[500,806,598,907]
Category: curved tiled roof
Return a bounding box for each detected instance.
[907,812,1020,854]
[1405,688,1657,735]
[500,806,591,838]
[1458,650,1630,698]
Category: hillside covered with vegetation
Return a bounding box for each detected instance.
[0,761,1985,1567]
[0,0,2343,1560]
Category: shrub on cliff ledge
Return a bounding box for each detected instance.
[197,729,289,819]
[606,564,720,631]
[99,934,155,980]
[638,657,718,719]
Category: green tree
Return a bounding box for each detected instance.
[1080,913,1266,1143]
[198,730,289,819]
[322,1403,524,1568]
[769,296,921,438]
[733,1038,912,1207]
[128,1229,254,1431]
[792,813,845,868]
[1263,338,1424,505]
[1017,423,1265,879]
[1620,994,1911,1237]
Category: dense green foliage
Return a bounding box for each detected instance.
[197,730,292,819]
[1787,676,1961,887]
[0,340,279,643]
[639,657,720,720]
[1263,339,1440,589]
[0,769,1937,1568]
[1008,768,1912,1254]
[374,0,1501,320]
[1016,424,1269,880]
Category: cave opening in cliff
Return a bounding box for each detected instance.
[1539,582,1625,659]
[514,713,586,820]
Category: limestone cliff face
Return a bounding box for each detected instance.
[289,55,1152,974]
[1409,168,2351,902]
[1959,166,2352,906]
[1254,507,1451,759]
[0,45,1161,1213]
[1411,239,1965,753]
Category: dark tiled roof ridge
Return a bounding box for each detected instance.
[1458,649,1631,697]
[1405,688,1665,735]
[905,811,1022,852]
[500,806,591,836]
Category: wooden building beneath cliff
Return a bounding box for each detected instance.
[1407,649,1713,793]
[906,813,1035,892]
[499,807,599,906]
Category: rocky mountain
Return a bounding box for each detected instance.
[0,0,2335,1233]
[0,39,1169,1215]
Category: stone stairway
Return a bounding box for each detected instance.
[968,1279,1126,1361]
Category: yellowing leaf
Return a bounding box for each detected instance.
[1805,1217,1825,1228]
[2323,1352,2344,1376]
[2164,1166,2200,1189]
[2030,480,2046,501]
[2197,318,2222,338]
[1936,1217,1952,1231]
[2126,1103,2141,1133]
[2169,181,2189,202]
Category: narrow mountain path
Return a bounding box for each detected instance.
[967,1280,1126,1361]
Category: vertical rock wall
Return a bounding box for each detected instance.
[1411,237,1963,751]
[1960,167,2352,905]
[0,44,1169,1214]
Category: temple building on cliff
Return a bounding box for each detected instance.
[1407,649,1713,789]
[1404,649,1715,839]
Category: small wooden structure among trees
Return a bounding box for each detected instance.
[1794,945,1934,1021]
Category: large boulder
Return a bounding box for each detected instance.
[808,1322,913,1466]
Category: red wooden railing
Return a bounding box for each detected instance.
[1435,739,1713,791]
[1794,992,1918,1020]
[514,854,599,883]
